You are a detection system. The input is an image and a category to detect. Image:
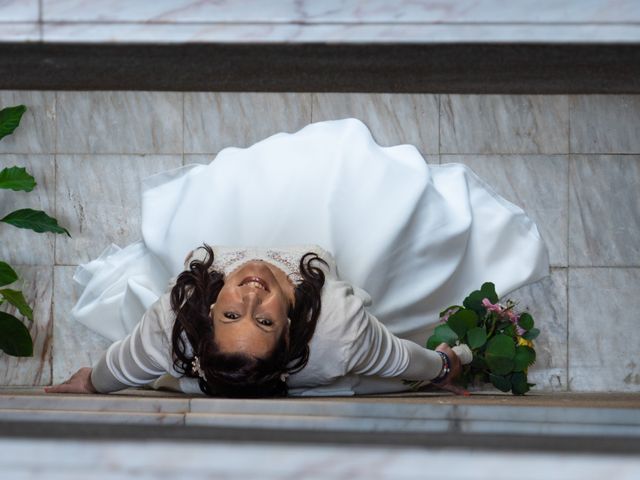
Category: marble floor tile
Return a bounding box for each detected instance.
[184,92,311,153]
[0,155,56,265]
[0,0,39,21]
[443,154,568,267]
[55,91,182,154]
[502,269,568,392]
[440,95,569,154]
[52,266,110,384]
[569,155,640,266]
[0,91,56,154]
[570,96,640,154]
[55,154,182,264]
[0,266,53,386]
[312,93,439,154]
[568,268,640,392]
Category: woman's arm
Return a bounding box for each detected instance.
[46,294,173,394]
[345,298,463,387]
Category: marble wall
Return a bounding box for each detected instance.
[0,91,638,393]
[1,0,639,43]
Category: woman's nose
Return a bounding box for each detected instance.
[241,288,263,305]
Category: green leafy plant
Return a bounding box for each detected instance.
[409,282,539,395]
[0,105,70,357]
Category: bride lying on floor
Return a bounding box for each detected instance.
[45,118,549,398]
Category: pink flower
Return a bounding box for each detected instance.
[482,298,503,314]
[440,307,460,322]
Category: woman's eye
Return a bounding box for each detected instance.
[224,312,239,319]
[258,318,273,326]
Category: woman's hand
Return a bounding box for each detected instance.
[44,367,98,394]
[434,343,470,396]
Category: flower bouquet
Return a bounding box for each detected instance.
[410,282,539,395]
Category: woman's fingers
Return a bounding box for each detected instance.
[436,382,471,396]
[44,383,74,393]
[43,367,96,394]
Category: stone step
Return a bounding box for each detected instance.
[1,389,639,454]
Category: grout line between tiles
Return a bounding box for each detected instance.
[566,99,571,391]
[182,91,185,165]
[437,94,441,162]
[566,96,571,390]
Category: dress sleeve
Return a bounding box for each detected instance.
[90,293,174,393]
[345,294,444,381]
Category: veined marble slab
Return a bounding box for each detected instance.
[0,91,56,154]
[0,266,53,386]
[0,0,39,22]
[0,155,56,265]
[184,92,311,153]
[52,267,111,384]
[39,23,640,44]
[569,155,640,266]
[440,95,569,155]
[3,438,640,480]
[569,268,640,392]
[40,0,640,23]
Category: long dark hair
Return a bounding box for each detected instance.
[170,245,326,397]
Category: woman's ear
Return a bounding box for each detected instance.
[209,303,216,318]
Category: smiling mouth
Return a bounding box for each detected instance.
[239,276,270,292]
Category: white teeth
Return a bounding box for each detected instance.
[244,281,265,290]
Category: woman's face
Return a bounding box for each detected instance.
[210,261,295,359]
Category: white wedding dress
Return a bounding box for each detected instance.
[71,118,549,395]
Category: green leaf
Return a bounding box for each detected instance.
[480,282,499,303]
[438,305,461,318]
[486,334,516,358]
[489,373,512,392]
[519,312,534,330]
[467,326,487,349]
[462,289,485,314]
[0,166,36,192]
[447,309,478,338]
[0,311,33,356]
[0,261,18,287]
[513,346,536,372]
[0,289,33,320]
[486,356,514,375]
[0,105,27,141]
[426,334,443,350]
[502,323,516,337]
[511,371,530,395]
[471,355,487,370]
[433,324,458,347]
[522,327,540,340]
[0,208,70,236]
[485,334,516,375]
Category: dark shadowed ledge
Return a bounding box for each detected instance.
[1,42,639,93]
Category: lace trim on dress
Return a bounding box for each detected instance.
[193,245,333,284]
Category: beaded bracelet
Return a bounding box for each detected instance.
[431,351,451,384]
